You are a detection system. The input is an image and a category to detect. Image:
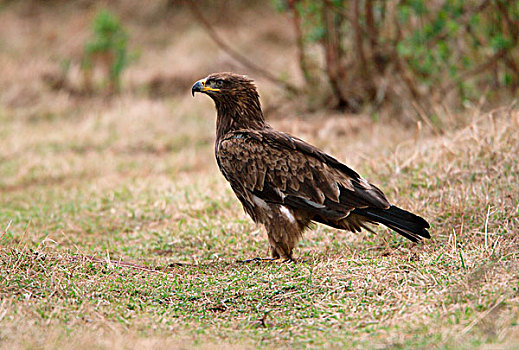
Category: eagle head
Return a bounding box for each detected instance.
[192,72,265,135]
[191,72,257,99]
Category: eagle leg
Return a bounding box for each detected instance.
[268,233,297,262]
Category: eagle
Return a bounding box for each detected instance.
[192,72,430,261]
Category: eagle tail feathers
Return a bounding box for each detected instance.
[353,205,430,242]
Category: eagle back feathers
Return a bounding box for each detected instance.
[216,129,390,224]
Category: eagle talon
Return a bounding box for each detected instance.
[238,257,278,263]
[238,257,295,264]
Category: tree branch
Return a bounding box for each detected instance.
[185,1,300,95]
[287,0,315,87]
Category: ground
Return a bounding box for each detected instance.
[0,2,518,349]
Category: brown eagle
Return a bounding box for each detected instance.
[192,72,430,261]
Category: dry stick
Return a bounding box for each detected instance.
[461,296,505,335]
[66,254,164,274]
[411,101,442,136]
[0,221,12,241]
[185,1,300,95]
[1,246,170,276]
[484,205,491,250]
[64,254,187,276]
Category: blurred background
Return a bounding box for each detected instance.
[2,0,518,118]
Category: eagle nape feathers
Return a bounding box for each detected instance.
[192,72,430,260]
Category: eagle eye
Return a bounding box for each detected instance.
[206,79,223,89]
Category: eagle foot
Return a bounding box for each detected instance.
[238,257,295,264]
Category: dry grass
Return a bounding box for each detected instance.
[1,2,518,349]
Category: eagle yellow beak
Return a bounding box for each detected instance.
[191,78,220,96]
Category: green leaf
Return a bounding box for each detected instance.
[490,33,511,51]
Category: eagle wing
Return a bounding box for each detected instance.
[216,129,390,227]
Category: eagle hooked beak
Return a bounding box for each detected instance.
[191,78,220,96]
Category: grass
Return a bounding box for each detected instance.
[1,2,519,349]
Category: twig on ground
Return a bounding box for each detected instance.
[65,254,168,275]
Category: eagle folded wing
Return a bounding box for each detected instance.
[216,129,390,224]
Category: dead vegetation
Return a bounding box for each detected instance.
[0,1,518,349]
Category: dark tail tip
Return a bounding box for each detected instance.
[354,205,430,242]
